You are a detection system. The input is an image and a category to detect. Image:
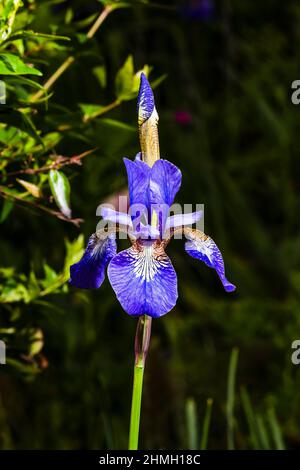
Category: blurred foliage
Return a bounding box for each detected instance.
[0,0,299,450]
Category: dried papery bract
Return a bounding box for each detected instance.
[134,315,152,367]
[138,73,160,167]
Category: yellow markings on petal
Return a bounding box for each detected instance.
[151,209,158,230]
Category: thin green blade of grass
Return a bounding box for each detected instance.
[267,407,285,450]
[200,398,213,450]
[240,387,260,449]
[226,347,239,450]
[256,414,271,450]
[185,398,198,450]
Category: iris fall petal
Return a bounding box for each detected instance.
[184,229,236,292]
[108,242,178,318]
[70,232,117,289]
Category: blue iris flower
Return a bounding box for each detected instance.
[69,74,236,318]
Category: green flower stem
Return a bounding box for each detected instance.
[128,362,144,450]
[128,314,152,450]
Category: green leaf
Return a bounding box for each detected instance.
[42,132,62,150]
[75,32,88,45]
[99,0,139,8]
[131,65,150,94]
[79,103,104,119]
[0,328,15,334]
[65,8,74,25]
[0,126,17,145]
[9,75,48,98]
[115,57,152,101]
[115,55,134,100]
[28,328,44,356]
[73,12,98,30]
[63,235,84,277]
[0,108,43,144]
[17,179,41,198]
[39,235,84,296]
[48,169,72,219]
[0,53,42,76]
[0,267,15,278]
[0,0,22,42]
[5,358,41,376]
[2,30,71,45]
[27,270,41,301]
[10,37,24,55]
[100,118,135,132]
[149,73,167,90]
[0,198,13,223]
[0,282,30,303]
[40,264,59,289]
[93,65,107,88]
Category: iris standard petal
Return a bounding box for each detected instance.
[123,157,150,208]
[165,210,203,231]
[108,242,178,318]
[149,159,182,235]
[69,232,117,289]
[184,229,236,292]
[150,159,182,207]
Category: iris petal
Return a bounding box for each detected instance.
[149,159,182,235]
[69,232,117,289]
[150,159,182,207]
[108,242,178,317]
[184,229,236,292]
[123,157,150,208]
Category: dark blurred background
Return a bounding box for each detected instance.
[1,0,300,450]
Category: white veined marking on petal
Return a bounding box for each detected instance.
[195,240,213,263]
[150,181,161,199]
[189,233,224,276]
[91,234,111,259]
[188,233,215,265]
[130,244,169,282]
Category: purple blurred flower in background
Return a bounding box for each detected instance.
[174,110,193,126]
[180,0,214,21]
[69,74,235,318]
